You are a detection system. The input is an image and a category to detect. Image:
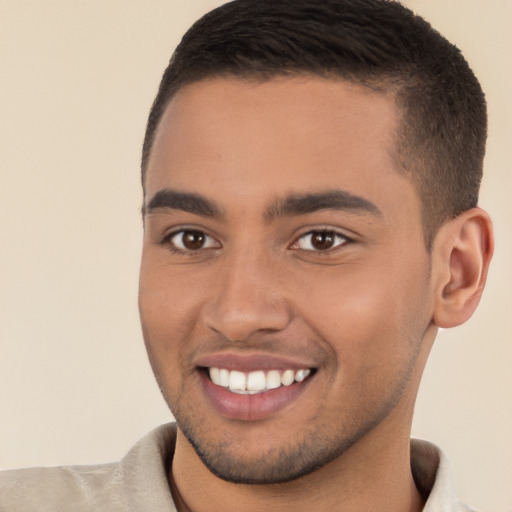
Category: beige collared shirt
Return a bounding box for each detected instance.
[0,423,477,511]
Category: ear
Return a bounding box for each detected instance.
[432,207,494,328]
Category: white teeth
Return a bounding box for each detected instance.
[229,370,246,392]
[295,369,311,382]
[209,367,220,384]
[281,369,295,386]
[208,367,312,393]
[219,369,230,387]
[246,371,266,392]
[266,370,281,390]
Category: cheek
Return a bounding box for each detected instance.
[138,255,205,363]
[140,249,210,317]
[293,256,430,364]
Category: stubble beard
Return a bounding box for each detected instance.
[169,380,411,485]
[177,416,372,484]
[144,327,425,485]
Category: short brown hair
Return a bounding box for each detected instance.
[141,0,487,247]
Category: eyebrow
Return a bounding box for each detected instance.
[143,188,381,221]
[144,189,223,218]
[264,190,382,220]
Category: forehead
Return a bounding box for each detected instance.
[145,76,418,222]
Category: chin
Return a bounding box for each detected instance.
[174,406,390,485]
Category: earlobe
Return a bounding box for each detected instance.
[432,207,494,328]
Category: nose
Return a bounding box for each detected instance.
[203,248,292,342]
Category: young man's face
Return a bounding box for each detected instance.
[139,76,438,484]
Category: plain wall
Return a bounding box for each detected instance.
[1,1,510,511]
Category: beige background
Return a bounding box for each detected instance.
[0,1,510,510]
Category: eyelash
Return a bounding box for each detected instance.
[161,228,352,256]
[290,230,351,253]
[162,229,221,255]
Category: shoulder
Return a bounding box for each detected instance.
[0,462,120,512]
[0,423,178,512]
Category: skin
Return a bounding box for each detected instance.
[139,76,493,512]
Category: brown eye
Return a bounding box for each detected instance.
[168,230,220,252]
[182,231,206,250]
[295,230,348,252]
[311,232,335,250]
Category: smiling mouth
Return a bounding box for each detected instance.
[206,367,314,394]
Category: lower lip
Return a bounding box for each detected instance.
[199,371,312,421]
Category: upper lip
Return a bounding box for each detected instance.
[194,352,316,372]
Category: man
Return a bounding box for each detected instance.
[0,0,494,511]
